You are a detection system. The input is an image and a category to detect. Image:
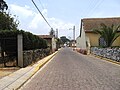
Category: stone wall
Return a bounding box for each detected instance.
[91,47,120,62]
[23,49,50,67]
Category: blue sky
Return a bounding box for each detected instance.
[5,0,120,39]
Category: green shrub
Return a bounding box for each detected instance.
[0,30,48,57]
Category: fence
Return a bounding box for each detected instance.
[0,37,17,67]
[0,34,51,68]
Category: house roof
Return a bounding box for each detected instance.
[82,17,120,31]
[37,35,53,39]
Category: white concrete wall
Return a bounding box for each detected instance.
[76,28,86,49]
[52,37,56,51]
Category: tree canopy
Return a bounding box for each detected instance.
[0,0,19,31]
[60,36,70,44]
[49,28,55,36]
[0,0,8,12]
[0,13,19,30]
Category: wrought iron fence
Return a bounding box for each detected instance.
[0,37,17,67]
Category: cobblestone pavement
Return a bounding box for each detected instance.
[21,48,120,90]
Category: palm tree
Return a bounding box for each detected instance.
[0,0,8,12]
[93,23,120,47]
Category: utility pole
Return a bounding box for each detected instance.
[69,26,75,41]
[73,26,75,41]
[69,26,76,47]
[56,29,58,38]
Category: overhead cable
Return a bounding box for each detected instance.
[31,0,52,28]
[87,0,104,17]
[38,0,45,10]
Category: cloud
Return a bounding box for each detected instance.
[10,4,34,18]
[9,4,76,38]
[28,13,43,29]
[49,17,74,29]
[48,17,76,37]
[28,9,48,29]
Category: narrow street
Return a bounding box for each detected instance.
[21,48,120,90]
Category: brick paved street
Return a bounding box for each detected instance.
[21,48,120,90]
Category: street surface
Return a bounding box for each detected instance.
[21,48,120,90]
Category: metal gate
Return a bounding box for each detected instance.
[0,37,17,67]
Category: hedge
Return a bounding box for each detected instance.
[0,30,47,56]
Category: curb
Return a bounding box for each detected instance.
[73,49,120,66]
[0,51,58,90]
[90,54,120,66]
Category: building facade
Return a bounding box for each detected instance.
[38,35,57,52]
[76,17,120,49]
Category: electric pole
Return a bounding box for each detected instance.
[69,26,75,41]
[56,29,58,38]
[69,25,76,47]
[73,26,75,41]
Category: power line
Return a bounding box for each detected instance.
[80,0,104,18]
[38,0,45,10]
[80,0,97,17]
[86,0,104,17]
[31,0,52,28]
[85,0,98,16]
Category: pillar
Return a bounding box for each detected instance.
[17,34,23,67]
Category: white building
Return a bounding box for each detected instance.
[38,35,57,52]
[76,20,87,49]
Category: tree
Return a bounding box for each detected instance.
[60,36,70,44]
[0,0,8,12]
[0,0,18,30]
[93,23,120,47]
[56,38,62,48]
[0,13,19,30]
[49,28,55,36]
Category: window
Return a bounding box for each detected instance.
[99,37,106,47]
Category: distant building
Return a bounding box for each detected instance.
[37,35,57,52]
[76,17,120,50]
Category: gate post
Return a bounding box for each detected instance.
[18,34,23,67]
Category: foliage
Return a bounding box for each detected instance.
[21,31,47,50]
[60,36,70,44]
[56,38,62,48]
[0,0,18,31]
[93,23,120,47]
[0,12,19,30]
[49,28,55,36]
[0,30,48,57]
[0,0,8,12]
[56,38,62,44]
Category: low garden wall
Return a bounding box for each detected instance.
[23,49,50,67]
[73,48,87,55]
[91,47,120,62]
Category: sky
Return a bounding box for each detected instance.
[5,0,120,39]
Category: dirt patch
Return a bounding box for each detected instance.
[0,67,20,79]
